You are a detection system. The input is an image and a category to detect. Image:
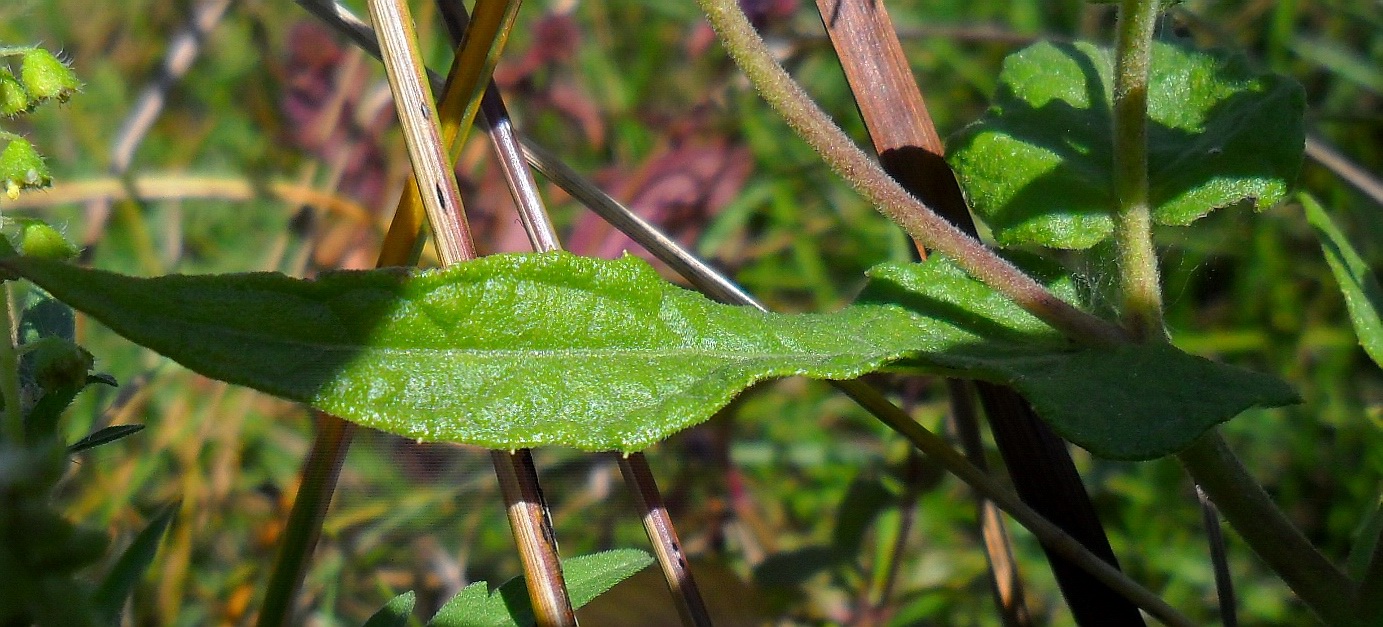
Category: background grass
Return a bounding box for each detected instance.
[1,0,1380,623]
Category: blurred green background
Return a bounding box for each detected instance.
[1,0,1380,623]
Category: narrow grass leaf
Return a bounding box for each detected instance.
[0,252,1297,459]
[428,549,653,627]
[1303,194,1383,368]
[91,502,177,625]
[68,424,145,454]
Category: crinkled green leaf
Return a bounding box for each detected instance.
[1303,195,1383,368]
[949,40,1305,249]
[427,549,652,627]
[0,252,1297,459]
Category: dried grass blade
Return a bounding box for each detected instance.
[367,0,575,624]
[433,5,710,621]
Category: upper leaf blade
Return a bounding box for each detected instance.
[948,41,1304,249]
[0,252,1297,459]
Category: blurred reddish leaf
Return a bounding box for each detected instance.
[280,21,394,213]
[689,0,799,57]
[567,134,753,263]
[279,21,400,269]
[495,13,604,146]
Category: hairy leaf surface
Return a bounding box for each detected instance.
[948,40,1304,249]
[1,252,1297,459]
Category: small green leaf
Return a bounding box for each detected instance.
[363,591,416,627]
[91,503,177,625]
[428,549,653,627]
[18,48,79,105]
[0,252,1297,459]
[1303,194,1383,369]
[558,548,655,610]
[949,40,1304,249]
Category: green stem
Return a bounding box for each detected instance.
[256,415,353,627]
[833,378,1195,627]
[1178,432,1360,625]
[696,0,1127,347]
[0,283,23,443]
[1113,4,1355,621]
[1112,0,1165,341]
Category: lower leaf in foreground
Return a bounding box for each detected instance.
[0,251,1297,460]
[427,548,653,627]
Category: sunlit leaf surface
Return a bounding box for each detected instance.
[949,40,1304,249]
[2,252,1297,459]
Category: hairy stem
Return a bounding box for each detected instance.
[1112,0,1165,340]
[1178,432,1359,625]
[695,0,1126,346]
[1114,5,1353,622]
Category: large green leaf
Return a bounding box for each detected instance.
[948,40,1304,249]
[1303,194,1383,368]
[0,252,1296,459]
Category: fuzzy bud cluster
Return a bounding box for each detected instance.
[0,46,78,200]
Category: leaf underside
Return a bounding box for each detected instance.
[948,40,1305,249]
[1,252,1298,460]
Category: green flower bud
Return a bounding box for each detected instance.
[0,68,30,116]
[18,48,79,105]
[25,337,94,394]
[0,138,51,199]
[17,221,78,260]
